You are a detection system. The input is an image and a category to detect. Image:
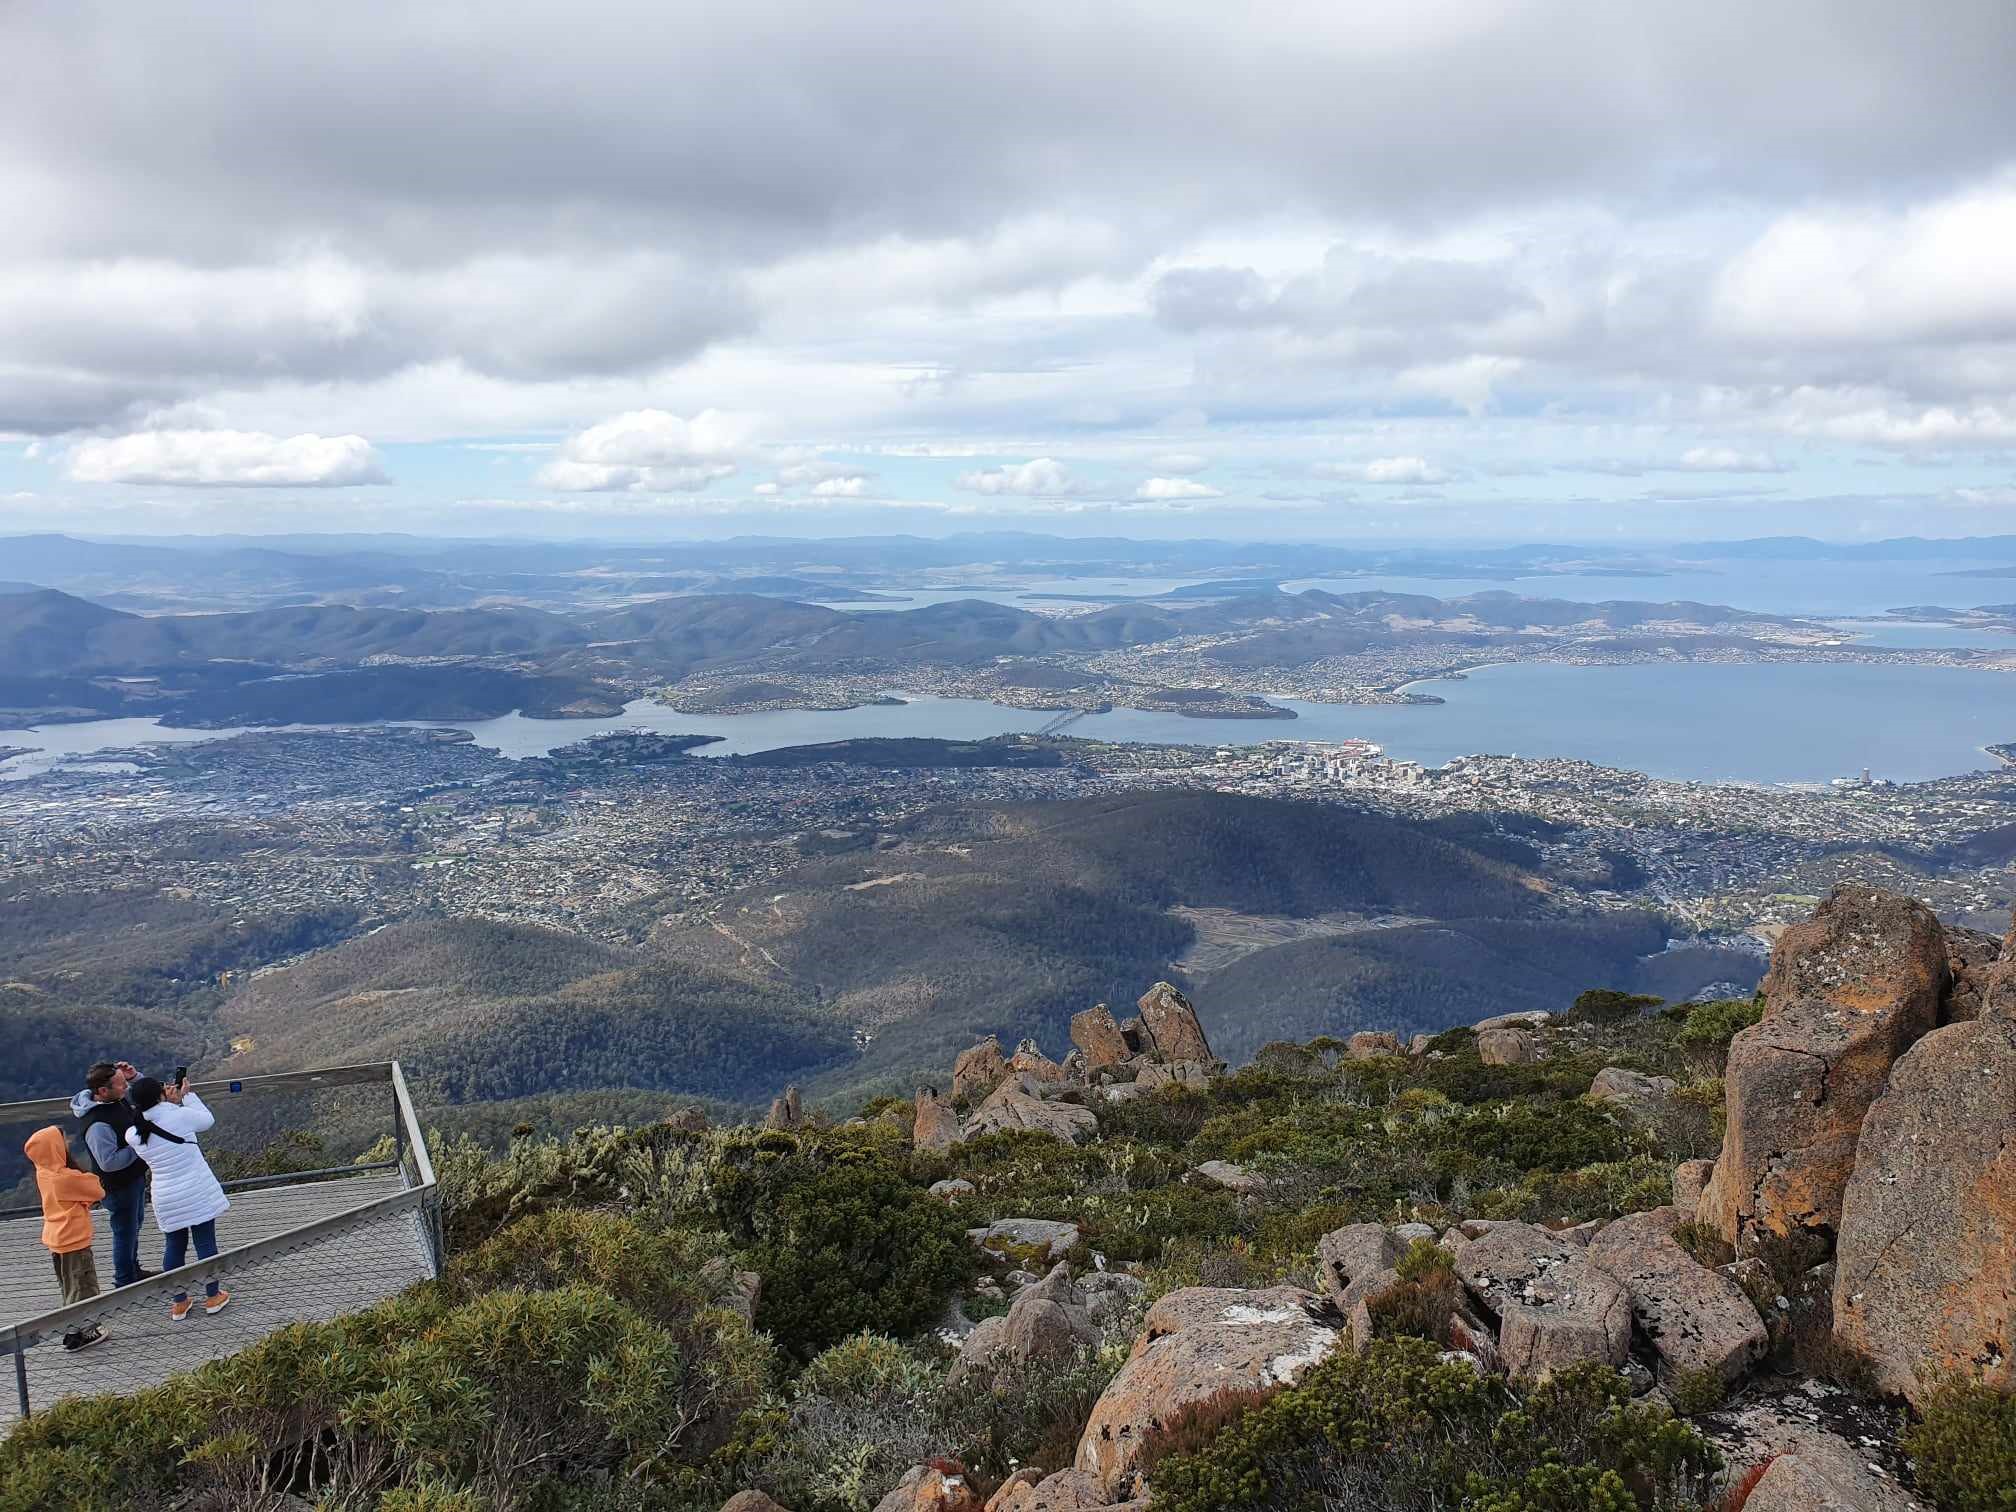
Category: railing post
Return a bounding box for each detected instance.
[11,1325,28,1421]
[392,1075,408,1185]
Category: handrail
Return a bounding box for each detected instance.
[0,1063,395,1123]
[4,1058,442,1409]
[3,1184,430,1354]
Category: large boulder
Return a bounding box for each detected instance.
[1135,981,1214,1064]
[765,1085,803,1131]
[1589,1067,1679,1124]
[1188,1159,1266,1195]
[1701,886,1946,1253]
[1075,1285,1342,1496]
[969,1218,1082,1263]
[914,1088,963,1152]
[964,1076,1099,1144]
[1007,1038,1070,1083]
[1133,1059,1213,1092]
[1450,1222,1631,1384]
[1477,1027,1543,1066]
[1474,1010,1551,1032]
[1070,1004,1134,1072]
[1942,924,2003,1023]
[874,1461,983,1512]
[952,1036,1009,1102]
[1672,1158,1716,1218]
[1316,1222,1402,1346]
[955,1262,1099,1383]
[986,1469,1142,1512]
[1585,1207,1767,1387]
[1833,1017,2016,1407]
[721,1494,791,1512]
[1715,1395,1924,1512]
[1346,1031,1403,1060]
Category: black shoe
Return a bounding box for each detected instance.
[63,1326,108,1352]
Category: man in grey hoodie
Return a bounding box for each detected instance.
[69,1060,152,1289]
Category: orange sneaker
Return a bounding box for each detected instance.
[204,1288,232,1316]
[169,1296,194,1322]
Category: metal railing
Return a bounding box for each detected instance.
[2,1061,442,1423]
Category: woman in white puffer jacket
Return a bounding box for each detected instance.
[125,1075,233,1321]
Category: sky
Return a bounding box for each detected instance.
[2,0,2015,543]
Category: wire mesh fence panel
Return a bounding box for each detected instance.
[5,1191,434,1427]
[2,1062,443,1425]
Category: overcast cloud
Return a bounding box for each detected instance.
[3,0,2014,538]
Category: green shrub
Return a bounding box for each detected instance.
[1366,1238,1464,1344]
[708,1133,973,1359]
[1901,1378,2016,1512]
[1665,1368,1728,1417]
[1676,1000,1764,1070]
[1569,990,1664,1026]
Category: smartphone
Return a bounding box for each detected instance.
[174,1065,188,1086]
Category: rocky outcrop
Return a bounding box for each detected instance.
[964,1075,1099,1144]
[873,1460,983,1512]
[1346,1031,1403,1060]
[1477,1027,1543,1066]
[1585,1207,1766,1386]
[1588,1067,1679,1124]
[986,1469,1142,1512]
[928,1178,974,1201]
[1450,1222,1631,1384]
[1942,925,2003,1023]
[1070,1005,1133,1072]
[952,1037,1009,1102]
[969,1218,1082,1263]
[914,1088,963,1152]
[1474,1011,1552,1032]
[1189,1159,1265,1195]
[1135,982,1214,1065]
[955,1262,1099,1383]
[721,1493,792,1512]
[1672,1158,1716,1217]
[1007,1038,1069,1083]
[765,1085,803,1131]
[1316,1222,1402,1345]
[1134,1059,1213,1092]
[1075,1285,1342,1497]
[1833,1016,2016,1407]
[1715,1394,1925,1512]
[1701,886,1946,1253]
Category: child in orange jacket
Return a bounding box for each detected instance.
[26,1125,109,1351]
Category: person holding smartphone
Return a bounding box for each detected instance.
[124,1071,233,1321]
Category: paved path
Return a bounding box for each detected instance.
[2,1171,433,1427]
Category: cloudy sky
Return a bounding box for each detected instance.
[3,0,2014,542]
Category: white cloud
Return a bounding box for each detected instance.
[955,457,1076,496]
[1313,456,1448,485]
[1133,476,1223,500]
[536,408,753,492]
[66,428,387,486]
[1678,446,1784,473]
[810,475,868,497]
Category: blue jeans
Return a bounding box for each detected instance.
[103,1178,145,1289]
[162,1219,220,1301]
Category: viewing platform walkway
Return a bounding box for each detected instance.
[0,1063,441,1428]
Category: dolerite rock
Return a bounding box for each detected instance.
[1316,1222,1402,1346]
[765,1085,803,1131]
[720,1493,792,1512]
[1188,1159,1266,1195]
[1588,1067,1679,1123]
[873,1460,983,1512]
[1070,1004,1134,1072]
[1941,924,2003,1023]
[928,1178,974,1201]
[1079,1270,1147,1326]
[1007,1038,1070,1083]
[964,1075,1099,1144]
[1585,1207,1766,1387]
[1474,1010,1552,1031]
[1716,1396,1926,1512]
[1450,1222,1631,1384]
[1136,981,1214,1064]
[1701,886,1946,1253]
[1672,1159,1716,1217]
[1346,1031,1403,1060]
[1409,1033,1434,1055]
[969,1218,1082,1262]
[1743,1454,1887,1512]
[914,1087,963,1152]
[1477,1027,1543,1066]
[1075,1285,1342,1496]
[1833,1016,2016,1407]
[1133,1059,1213,1091]
[952,1036,1009,1102]
[984,1468,1117,1512]
[955,1262,1099,1383]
